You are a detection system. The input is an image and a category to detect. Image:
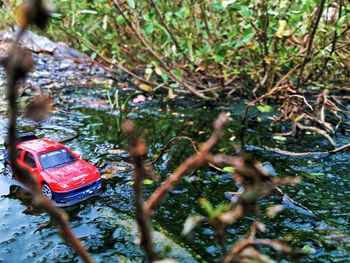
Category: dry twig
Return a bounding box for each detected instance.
[150,135,225,172]
[122,121,157,262]
[3,2,93,262]
[144,113,229,215]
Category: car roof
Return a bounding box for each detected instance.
[18,138,65,154]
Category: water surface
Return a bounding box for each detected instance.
[0,87,349,262]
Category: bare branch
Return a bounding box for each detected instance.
[122,121,157,262]
[144,113,229,215]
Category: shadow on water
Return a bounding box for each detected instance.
[0,87,349,262]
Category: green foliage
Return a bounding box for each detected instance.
[2,0,349,95]
[272,135,287,141]
[257,104,272,113]
[223,166,235,173]
[199,198,230,219]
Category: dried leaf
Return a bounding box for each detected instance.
[139,84,153,92]
[132,94,146,104]
[266,205,284,218]
[24,93,52,122]
[155,66,162,75]
[294,114,305,123]
[102,15,108,30]
[5,46,34,80]
[102,173,115,179]
[238,247,275,263]
[182,215,204,236]
[167,88,176,100]
[16,0,51,30]
[275,20,291,38]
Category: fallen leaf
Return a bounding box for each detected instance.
[155,66,162,75]
[276,20,291,38]
[182,215,204,236]
[139,84,153,92]
[167,88,176,100]
[102,173,115,179]
[132,94,146,104]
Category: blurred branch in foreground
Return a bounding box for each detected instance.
[124,113,305,262]
[2,1,93,262]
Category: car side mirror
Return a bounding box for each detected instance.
[31,167,38,173]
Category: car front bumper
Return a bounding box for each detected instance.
[52,179,102,207]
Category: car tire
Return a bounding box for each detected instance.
[4,164,14,179]
[41,184,53,200]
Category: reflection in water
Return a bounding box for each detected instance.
[0,87,349,262]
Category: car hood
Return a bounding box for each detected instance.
[44,160,99,188]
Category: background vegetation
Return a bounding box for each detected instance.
[1,1,350,262]
[2,0,350,98]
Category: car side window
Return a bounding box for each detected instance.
[24,152,37,168]
[16,149,23,160]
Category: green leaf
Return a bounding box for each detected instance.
[170,82,180,89]
[127,0,135,9]
[302,245,316,254]
[211,203,230,218]
[199,198,230,219]
[309,172,324,176]
[273,136,287,141]
[336,16,346,36]
[223,166,235,173]
[214,55,224,63]
[196,45,210,57]
[160,73,169,82]
[242,32,255,42]
[116,15,126,25]
[188,41,194,62]
[50,12,62,19]
[199,198,214,216]
[79,10,98,15]
[239,6,253,19]
[172,69,183,80]
[222,0,237,8]
[144,23,154,34]
[257,104,272,113]
[143,179,154,185]
[212,2,223,11]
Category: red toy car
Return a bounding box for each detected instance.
[3,133,101,206]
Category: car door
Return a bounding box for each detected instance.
[16,148,24,162]
[22,151,40,177]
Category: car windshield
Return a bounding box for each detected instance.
[39,148,77,170]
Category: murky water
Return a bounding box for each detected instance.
[0,87,349,262]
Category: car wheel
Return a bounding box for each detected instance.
[41,184,53,200]
[4,164,14,179]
